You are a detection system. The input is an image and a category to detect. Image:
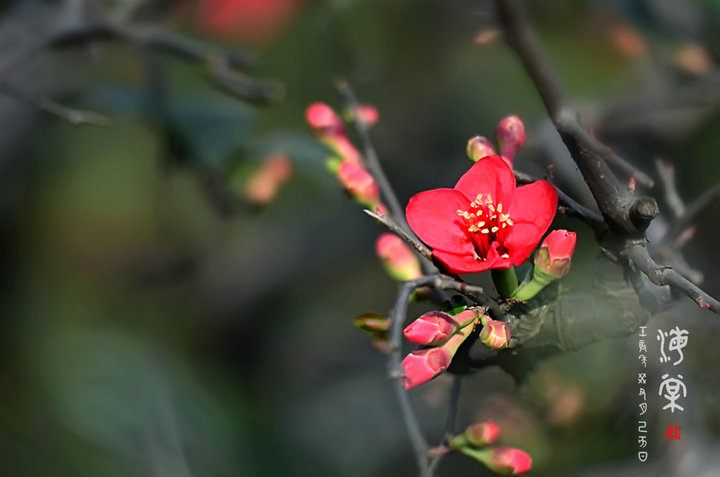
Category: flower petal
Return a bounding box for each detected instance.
[504,222,544,265]
[406,188,474,253]
[454,155,516,205]
[432,249,504,274]
[505,180,558,264]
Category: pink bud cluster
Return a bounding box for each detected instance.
[306,102,386,213]
[400,309,480,389]
[449,421,532,475]
[465,115,526,166]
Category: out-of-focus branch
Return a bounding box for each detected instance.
[0,80,109,126]
[664,182,720,248]
[0,7,278,125]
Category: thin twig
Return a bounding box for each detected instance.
[514,170,605,231]
[428,375,463,474]
[665,183,720,247]
[338,81,409,231]
[365,209,433,261]
[624,246,720,312]
[0,80,109,126]
[389,277,436,477]
[656,160,685,218]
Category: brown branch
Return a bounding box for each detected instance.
[494,0,720,313]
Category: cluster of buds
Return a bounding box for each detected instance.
[375,233,422,282]
[513,229,577,302]
[244,153,293,206]
[401,309,486,389]
[444,421,532,475]
[306,102,386,213]
[466,115,526,166]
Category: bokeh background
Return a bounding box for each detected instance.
[2,0,720,475]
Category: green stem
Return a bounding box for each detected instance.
[492,267,518,298]
[513,268,557,301]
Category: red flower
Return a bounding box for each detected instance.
[406,155,557,274]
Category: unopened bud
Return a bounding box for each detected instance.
[479,318,510,350]
[307,103,361,163]
[402,312,478,389]
[306,102,345,137]
[401,347,451,390]
[376,233,422,282]
[337,161,381,208]
[496,116,526,164]
[403,311,456,346]
[345,105,379,127]
[465,421,501,446]
[467,136,496,162]
[535,229,576,279]
[244,153,293,206]
[353,313,391,335]
[488,447,532,475]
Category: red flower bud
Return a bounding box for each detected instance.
[465,421,501,446]
[376,233,422,282]
[466,136,496,162]
[535,229,576,278]
[401,347,451,390]
[403,311,456,346]
[244,153,293,206]
[337,161,381,208]
[479,319,510,349]
[306,102,345,137]
[488,447,532,475]
[496,116,526,164]
[347,105,379,127]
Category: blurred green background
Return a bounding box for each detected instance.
[2,0,720,475]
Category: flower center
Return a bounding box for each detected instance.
[457,194,514,261]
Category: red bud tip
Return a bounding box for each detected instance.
[306,102,345,136]
[337,161,380,208]
[403,311,455,346]
[495,116,526,164]
[401,347,451,390]
[245,153,293,206]
[376,233,422,282]
[467,136,497,162]
[479,319,510,350]
[465,421,501,446]
[489,447,532,475]
[349,105,379,127]
[535,229,577,278]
